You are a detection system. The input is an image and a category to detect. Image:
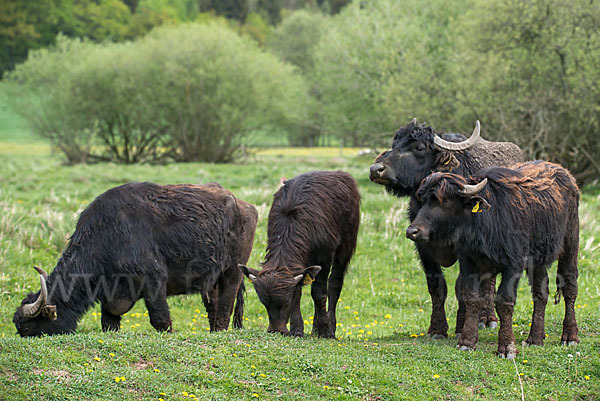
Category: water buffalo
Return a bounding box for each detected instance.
[239,171,360,338]
[370,119,523,338]
[13,182,257,336]
[407,161,579,357]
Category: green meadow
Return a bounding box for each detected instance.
[0,95,598,400]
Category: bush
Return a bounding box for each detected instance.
[6,24,308,163]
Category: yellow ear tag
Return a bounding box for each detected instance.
[443,159,450,165]
[472,201,480,213]
[303,275,314,285]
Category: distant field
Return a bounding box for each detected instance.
[0,96,598,400]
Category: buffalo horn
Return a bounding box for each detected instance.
[33,265,48,280]
[20,273,48,318]
[433,120,481,151]
[459,178,488,196]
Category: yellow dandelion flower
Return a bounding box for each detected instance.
[114,377,121,382]
[585,375,590,380]
[410,333,418,338]
[98,339,103,344]
[251,365,256,369]
[323,385,330,389]
[259,373,266,377]
[83,363,89,366]
[233,354,237,357]
[159,399,165,401]
[281,378,287,381]
[367,331,372,335]
[519,373,524,376]
[189,394,196,398]
[344,306,350,310]
[433,374,440,379]
[353,311,358,315]
[523,360,528,364]
[109,353,115,357]
[182,391,188,396]
[384,314,391,319]
[252,393,259,397]
[160,393,166,396]
[93,357,100,361]
[120,376,125,382]
[154,368,160,373]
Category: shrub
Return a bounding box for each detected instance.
[6,24,308,163]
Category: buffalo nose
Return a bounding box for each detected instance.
[370,163,386,179]
[406,226,419,240]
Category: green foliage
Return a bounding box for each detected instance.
[5,25,308,163]
[459,0,600,183]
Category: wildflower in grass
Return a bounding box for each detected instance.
[585,375,590,380]
[410,333,418,338]
[183,391,188,396]
[418,309,423,313]
[384,314,391,319]
[419,333,425,336]
[252,393,259,397]
[523,360,528,364]
[93,357,100,361]
[154,368,160,373]
[160,393,166,396]
[367,331,372,335]
[353,311,358,315]
[120,376,125,382]
[433,374,440,379]
[251,365,256,369]
[114,377,121,382]
[519,373,524,376]
[189,394,196,398]
[282,378,287,381]
[323,385,330,389]
[260,373,266,377]
[344,306,350,310]
[98,339,103,344]
[159,399,164,401]
[83,363,89,366]
[233,354,237,357]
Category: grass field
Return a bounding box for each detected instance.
[0,95,599,400]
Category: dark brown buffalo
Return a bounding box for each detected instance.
[240,171,360,338]
[407,161,580,357]
[370,119,523,338]
[13,182,257,336]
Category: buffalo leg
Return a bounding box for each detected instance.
[144,280,172,332]
[214,270,243,331]
[327,245,353,337]
[455,272,466,335]
[289,289,304,337]
[202,288,218,331]
[101,304,121,332]
[416,244,448,338]
[311,264,333,338]
[524,265,549,346]
[456,259,481,350]
[479,274,498,329]
[495,268,521,358]
[558,231,579,345]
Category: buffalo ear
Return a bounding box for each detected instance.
[464,196,491,213]
[238,264,261,282]
[293,265,322,286]
[433,152,460,173]
[305,265,321,278]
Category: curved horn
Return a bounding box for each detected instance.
[411,118,417,125]
[33,266,48,280]
[433,120,481,151]
[459,178,488,196]
[20,274,48,318]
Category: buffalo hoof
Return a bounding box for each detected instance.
[498,343,518,359]
[478,322,485,329]
[429,333,446,340]
[457,345,473,352]
[289,331,304,338]
[561,340,579,346]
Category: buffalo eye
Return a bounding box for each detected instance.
[414,144,427,153]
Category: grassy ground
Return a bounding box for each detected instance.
[0,99,599,400]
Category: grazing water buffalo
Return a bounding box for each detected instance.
[13,182,257,336]
[239,171,360,338]
[370,120,523,338]
[407,161,580,357]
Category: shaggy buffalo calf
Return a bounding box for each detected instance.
[240,171,360,338]
[14,182,257,336]
[370,120,523,338]
[407,161,579,357]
